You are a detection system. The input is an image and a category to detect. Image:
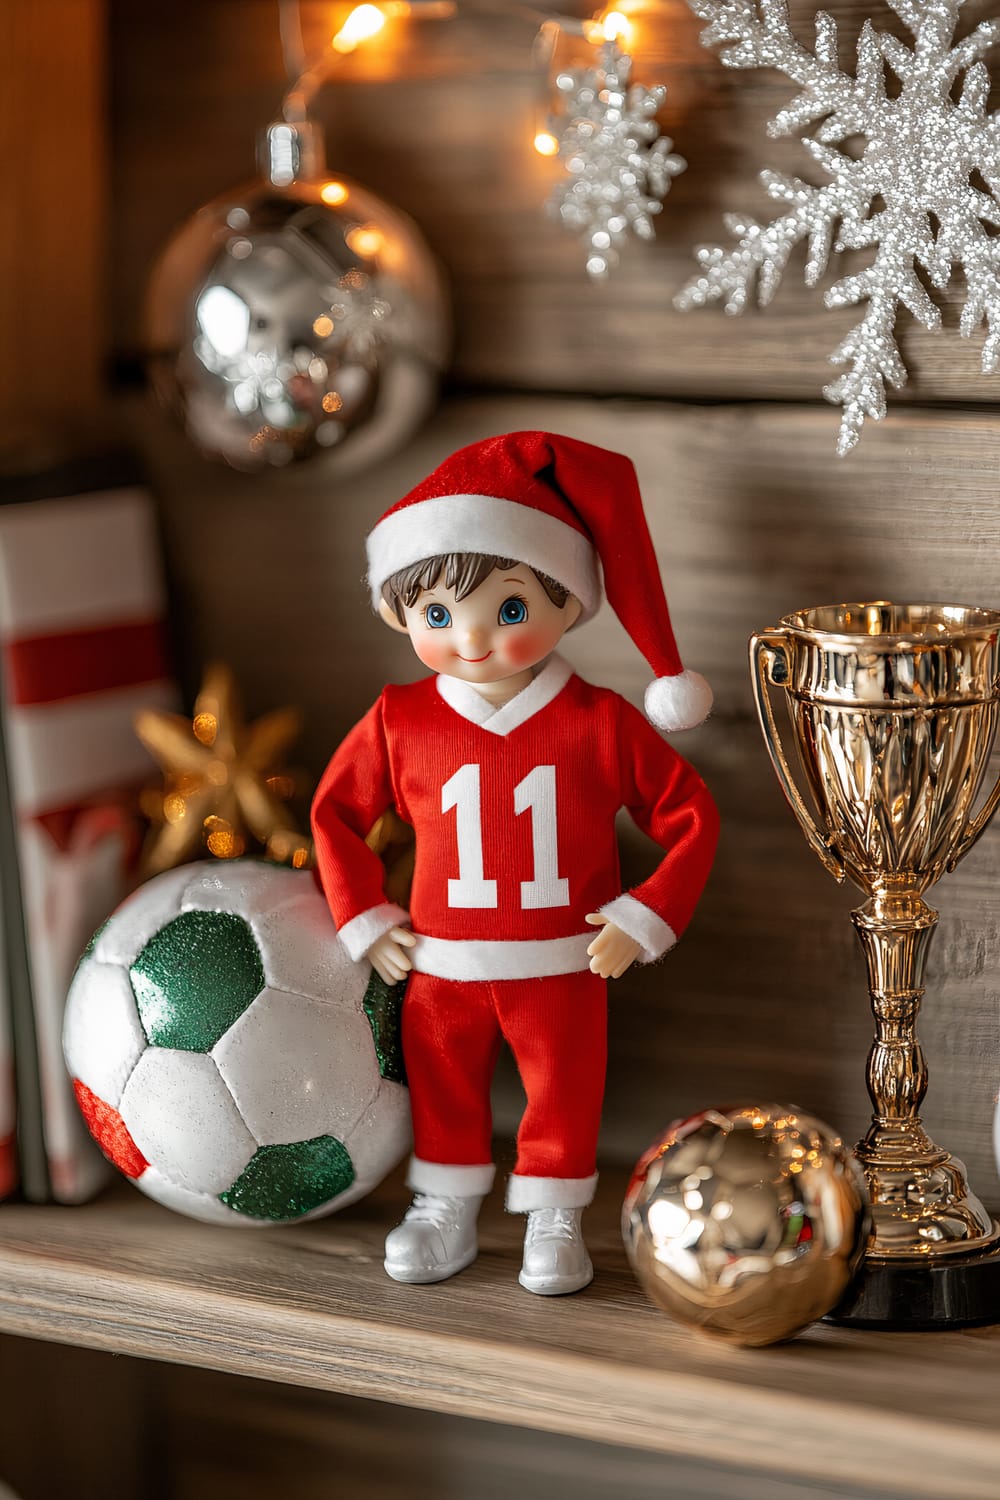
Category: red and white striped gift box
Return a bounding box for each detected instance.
[0,485,177,1202]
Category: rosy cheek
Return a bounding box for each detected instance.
[500,626,555,668]
[411,634,452,671]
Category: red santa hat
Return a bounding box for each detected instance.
[366,430,712,732]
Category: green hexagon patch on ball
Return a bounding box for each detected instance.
[130,909,265,1051]
[219,1136,355,1220]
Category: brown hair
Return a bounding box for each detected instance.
[381,553,569,624]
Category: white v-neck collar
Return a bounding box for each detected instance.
[435,654,573,736]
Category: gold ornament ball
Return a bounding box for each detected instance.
[622,1104,870,1346]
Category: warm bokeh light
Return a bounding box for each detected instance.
[312,314,335,337]
[163,793,187,826]
[322,391,344,412]
[601,9,633,42]
[192,711,217,746]
[346,223,385,257]
[534,132,560,157]
[320,180,349,206]
[205,822,246,860]
[333,4,388,52]
[584,8,635,44]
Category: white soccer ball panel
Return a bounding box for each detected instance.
[121,1048,256,1194]
[345,1080,411,1192]
[92,864,197,968]
[181,860,308,922]
[249,883,367,1007]
[213,987,378,1146]
[63,958,146,1108]
[135,1165,274,1227]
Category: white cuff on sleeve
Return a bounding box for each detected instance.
[598,893,677,965]
[337,902,410,963]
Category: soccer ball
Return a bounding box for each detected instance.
[63,860,410,1225]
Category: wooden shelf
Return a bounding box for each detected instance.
[1,1168,999,1499]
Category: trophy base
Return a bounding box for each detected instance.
[827,1232,1000,1329]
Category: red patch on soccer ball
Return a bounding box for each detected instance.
[72,1079,148,1179]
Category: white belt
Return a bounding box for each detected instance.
[409,933,593,981]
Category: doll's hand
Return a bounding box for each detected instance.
[367,926,417,985]
[584,914,643,979]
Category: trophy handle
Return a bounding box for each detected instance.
[750,631,845,883]
[947,765,1000,873]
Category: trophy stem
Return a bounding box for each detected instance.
[851,888,999,1261]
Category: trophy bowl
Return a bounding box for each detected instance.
[750,603,1000,1327]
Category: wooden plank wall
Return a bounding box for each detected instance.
[114,0,1000,1205]
[134,393,1000,1210]
[1,0,107,460]
[111,0,1000,408]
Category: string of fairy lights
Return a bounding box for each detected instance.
[143,0,678,477]
[278,1,680,277]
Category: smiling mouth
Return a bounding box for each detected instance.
[457,651,493,662]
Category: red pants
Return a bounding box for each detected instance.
[402,968,608,1182]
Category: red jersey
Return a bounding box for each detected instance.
[311,656,718,981]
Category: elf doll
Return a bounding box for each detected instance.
[311,431,718,1295]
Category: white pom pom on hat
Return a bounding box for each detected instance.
[644,669,714,734]
[366,431,713,731]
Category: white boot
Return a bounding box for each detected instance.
[518,1207,593,1295]
[384,1194,482,1284]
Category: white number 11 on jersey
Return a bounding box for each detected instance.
[441,763,570,910]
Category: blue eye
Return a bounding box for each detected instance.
[499,597,527,626]
[425,604,451,628]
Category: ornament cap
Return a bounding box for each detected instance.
[258,120,326,187]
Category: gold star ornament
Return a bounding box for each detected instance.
[135,662,313,878]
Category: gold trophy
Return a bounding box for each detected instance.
[751,603,1000,1326]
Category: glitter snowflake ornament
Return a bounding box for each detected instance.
[549,41,687,278]
[676,0,1000,453]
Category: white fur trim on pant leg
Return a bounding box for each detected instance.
[506,1173,599,1212]
[598,894,676,964]
[337,903,410,963]
[407,1157,496,1197]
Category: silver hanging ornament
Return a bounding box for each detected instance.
[145,120,449,473]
